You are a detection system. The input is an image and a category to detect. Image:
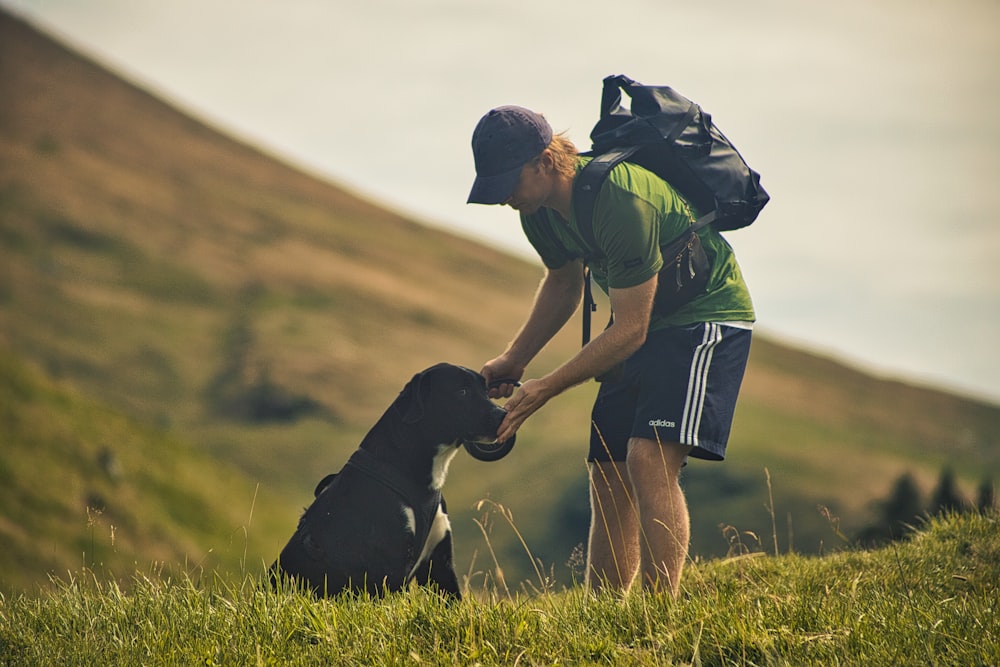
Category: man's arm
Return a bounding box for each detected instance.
[496,273,657,441]
[481,260,585,394]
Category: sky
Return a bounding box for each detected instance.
[4,0,999,405]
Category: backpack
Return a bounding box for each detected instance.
[573,74,769,346]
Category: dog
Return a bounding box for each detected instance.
[270,363,510,599]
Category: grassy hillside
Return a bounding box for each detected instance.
[1,8,999,594]
[0,348,295,594]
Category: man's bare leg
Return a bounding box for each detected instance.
[586,460,639,593]
[627,437,691,597]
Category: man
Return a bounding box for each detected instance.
[468,105,753,597]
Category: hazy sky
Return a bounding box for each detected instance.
[4,0,999,404]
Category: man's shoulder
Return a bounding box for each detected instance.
[590,161,672,231]
[606,160,681,200]
[599,161,696,226]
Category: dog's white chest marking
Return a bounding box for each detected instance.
[430,444,459,490]
[403,444,459,581]
[407,505,451,580]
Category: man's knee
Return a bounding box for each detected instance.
[626,437,689,480]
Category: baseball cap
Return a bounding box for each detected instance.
[467,106,553,205]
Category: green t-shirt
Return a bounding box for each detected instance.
[520,158,755,330]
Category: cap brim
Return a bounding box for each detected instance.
[466,165,522,205]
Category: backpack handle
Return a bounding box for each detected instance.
[599,74,637,117]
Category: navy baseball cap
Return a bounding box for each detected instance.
[467,106,553,205]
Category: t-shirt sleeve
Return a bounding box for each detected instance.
[592,188,664,289]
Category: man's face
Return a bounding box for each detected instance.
[503,159,549,215]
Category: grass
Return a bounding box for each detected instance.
[0,512,996,666]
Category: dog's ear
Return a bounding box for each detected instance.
[314,473,337,497]
[397,370,427,424]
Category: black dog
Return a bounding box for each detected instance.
[270,363,509,599]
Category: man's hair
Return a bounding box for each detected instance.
[544,133,578,178]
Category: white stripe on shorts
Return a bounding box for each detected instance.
[680,323,723,447]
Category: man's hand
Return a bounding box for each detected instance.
[481,355,525,399]
[496,377,555,442]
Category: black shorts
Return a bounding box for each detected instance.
[589,322,752,462]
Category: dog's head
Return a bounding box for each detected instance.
[395,363,513,460]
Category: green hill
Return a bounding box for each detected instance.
[1,8,998,594]
[0,348,296,593]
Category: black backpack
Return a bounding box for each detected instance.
[573,74,769,345]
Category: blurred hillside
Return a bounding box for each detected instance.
[2,8,998,593]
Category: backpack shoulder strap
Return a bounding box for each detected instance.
[572,146,640,251]
[574,148,635,348]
